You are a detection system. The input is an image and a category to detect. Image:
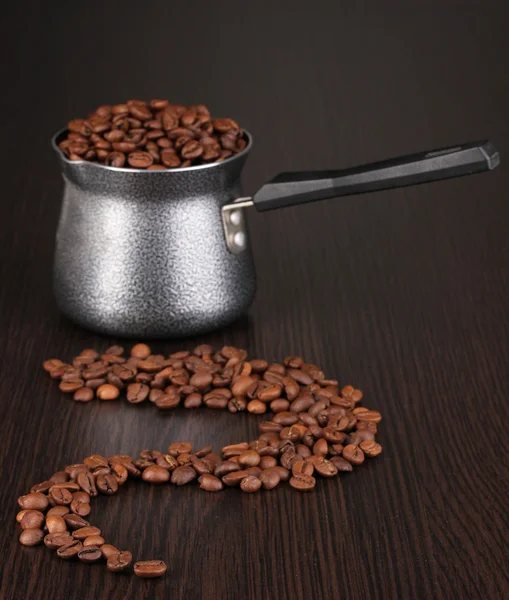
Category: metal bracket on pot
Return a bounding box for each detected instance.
[221,197,253,254]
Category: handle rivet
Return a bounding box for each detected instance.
[229,210,242,226]
[233,231,246,249]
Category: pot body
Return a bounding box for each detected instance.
[52,131,256,338]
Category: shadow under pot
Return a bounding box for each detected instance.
[51,130,499,339]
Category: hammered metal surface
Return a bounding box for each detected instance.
[52,130,257,338]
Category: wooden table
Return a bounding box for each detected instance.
[1,2,508,599]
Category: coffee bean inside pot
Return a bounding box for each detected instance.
[59,100,247,170]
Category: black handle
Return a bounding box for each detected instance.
[252,141,500,211]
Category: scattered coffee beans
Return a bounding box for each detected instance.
[58,100,247,170]
[25,345,384,579]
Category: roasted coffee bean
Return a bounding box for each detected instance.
[63,514,90,530]
[290,396,315,413]
[72,491,90,504]
[313,457,338,477]
[96,474,119,494]
[30,480,53,494]
[107,550,133,572]
[47,506,69,517]
[77,545,102,563]
[57,540,83,559]
[74,387,95,402]
[18,492,49,511]
[292,460,314,477]
[126,383,149,403]
[96,384,120,400]
[228,396,247,412]
[73,526,101,540]
[238,450,261,467]
[359,440,383,457]
[342,444,365,465]
[222,470,250,486]
[198,474,223,492]
[59,379,85,393]
[312,438,329,457]
[273,466,291,482]
[167,442,192,456]
[171,466,196,486]
[240,475,262,493]
[46,515,67,534]
[101,544,120,559]
[130,343,151,359]
[20,510,45,530]
[142,465,170,483]
[50,482,80,492]
[248,359,267,373]
[221,442,249,457]
[83,534,105,548]
[245,466,262,477]
[19,528,44,546]
[214,461,241,477]
[70,498,91,517]
[247,399,266,414]
[44,532,73,550]
[76,472,98,497]
[110,462,128,484]
[259,456,277,469]
[134,559,167,578]
[259,468,281,490]
[289,474,316,491]
[50,471,69,484]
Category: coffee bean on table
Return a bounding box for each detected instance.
[342,444,365,465]
[171,466,196,486]
[63,514,90,530]
[18,492,49,511]
[142,465,170,483]
[101,544,120,559]
[73,526,101,540]
[20,510,45,530]
[289,474,316,491]
[83,535,105,547]
[240,476,262,493]
[44,532,73,550]
[78,546,102,563]
[19,528,44,546]
[259,469,281,490]
[96,474,119,495]
[107,551,133,572]
[198,474,223,492]
[33,344,384,577]
[57,540,83,559]
[74,387,95,402]
[46,515,67,534]
[126,383,149,403]
[134,560,168,578]
[96,384,120,400]
[47,505,69,517]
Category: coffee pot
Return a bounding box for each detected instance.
[52,130,499,338]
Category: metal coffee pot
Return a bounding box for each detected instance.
[52,130,499,338]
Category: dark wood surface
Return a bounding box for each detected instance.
[1,2,508,599]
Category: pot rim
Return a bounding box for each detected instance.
[51,128,253,174]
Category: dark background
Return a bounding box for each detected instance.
[1,2,508,599]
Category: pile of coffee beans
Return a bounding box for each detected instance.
[58,100,247,169]
[30,344,382,576]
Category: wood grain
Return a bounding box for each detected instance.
[1,2,508,599]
